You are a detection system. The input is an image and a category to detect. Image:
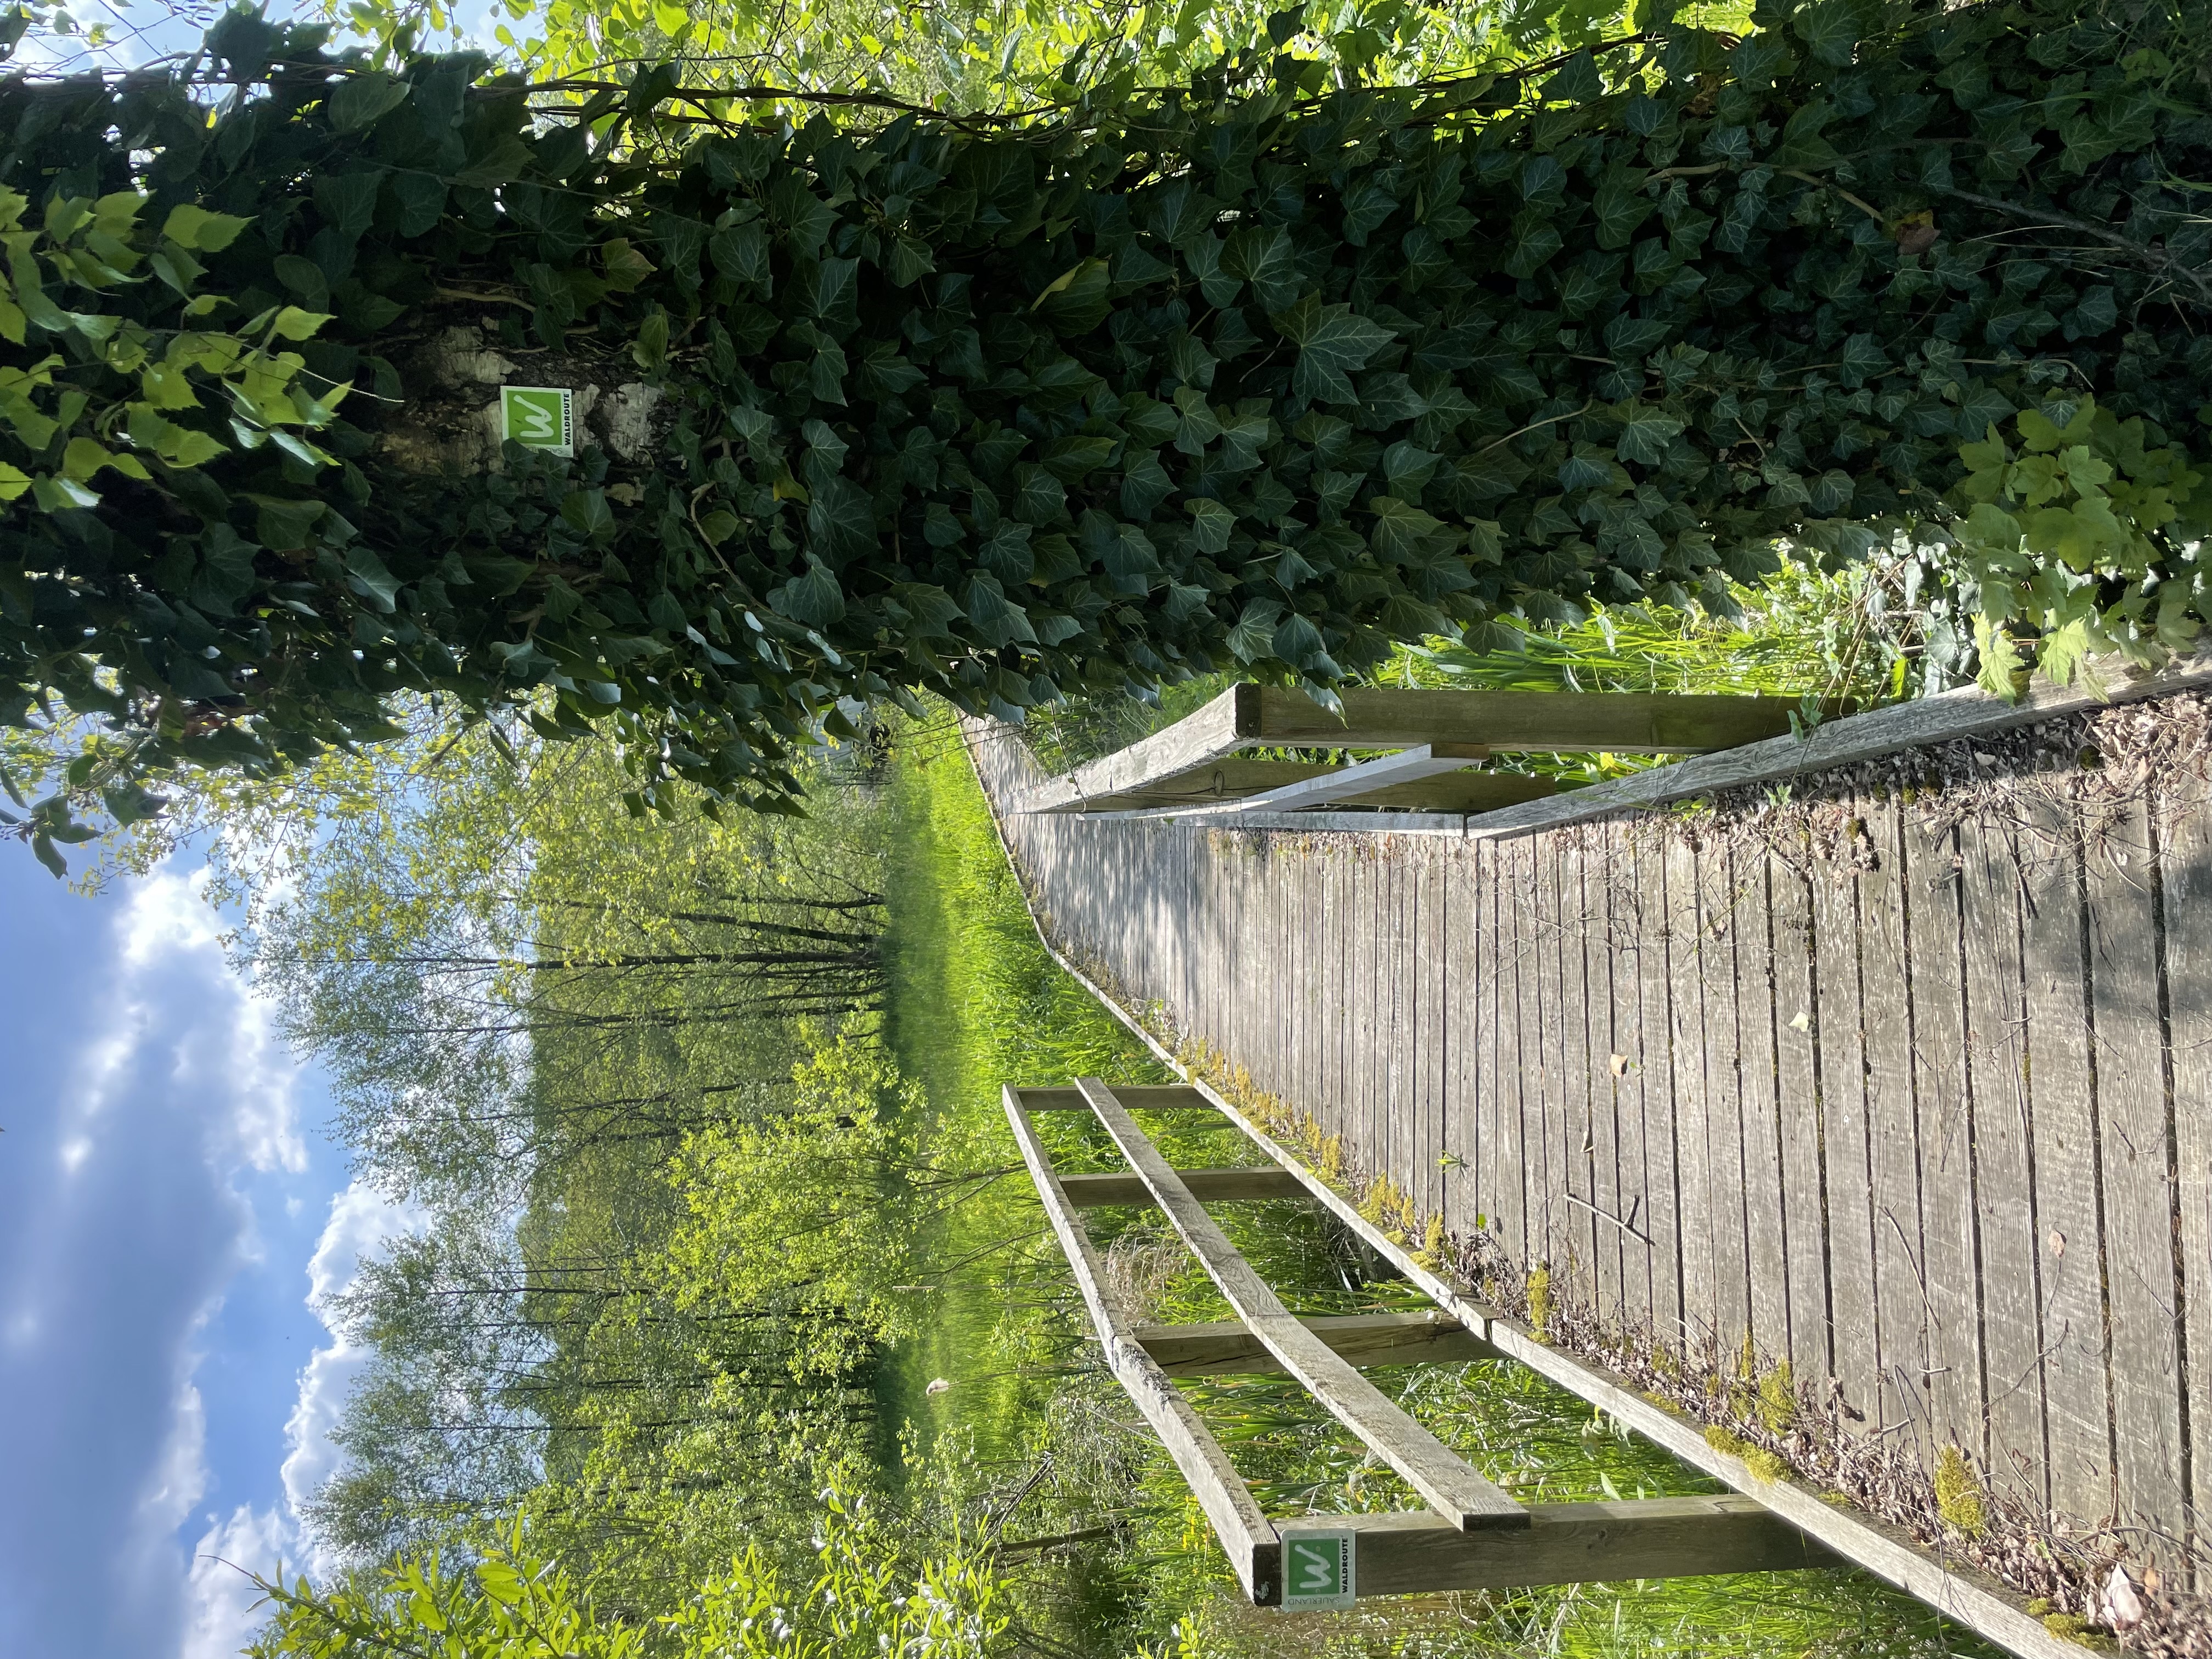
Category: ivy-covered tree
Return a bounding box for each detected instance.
[2,0,2208,864]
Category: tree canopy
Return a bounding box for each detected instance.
[1,0,2208,863]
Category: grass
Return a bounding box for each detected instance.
[873,716,2006,1658]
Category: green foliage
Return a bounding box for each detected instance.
[663,1026,926,1376]
[251,1479,1007,1658]
[1953,394,2212,695]
[4,0,2209,864]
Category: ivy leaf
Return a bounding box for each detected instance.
[1541,51,1604,104]
[1282,304,1395,404]
[1222,227,1300,312]
[1226,597,1284,661]
[1613,403,1685,465]
[806,474,877,563]
[770,557,845,627]
[1186,498,1235,554]
[1368,495,1452,562]
[561,488,617,542]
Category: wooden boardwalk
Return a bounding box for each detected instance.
[970,690,2212,1577]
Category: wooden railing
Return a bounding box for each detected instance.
[1017,684,1824,818]
[1004,1077,1835,1607]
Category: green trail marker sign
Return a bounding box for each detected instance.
[500,385,574,457]
[1279,1528,1356,1610]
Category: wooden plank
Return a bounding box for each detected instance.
[1607,823,1656,1339]
[2019,794,2116,1527]
[1060,1168,1314,1207]
[1328,1496,1837,1595]
[2083,796,2189,1550]
[1017,1084,1217,1112]
[1959,806,2049,1500]
[1212,742,1494,814]
[1529,833,1571,1288]
[1666,831,1718,1367]
[1135,1311,1498,1375]
[1442,839,1480,1242]
[1418,840,1448,1222]
[2157,770,2212,1558]
[1639,827,1686,1359]
[1858,792,1931,1447]
[1253,686,1815,754]
[1065,757,1344,812]
[1904,810,1988,1469]
[1579,829,1624,1329]
[1702,842,1753,1377]
[1077,1078,1530,1530]
[1020,684,1256,812]
[1736,840,1791,1379]
[1770,845,1832,1396]
[1814,798,1881,1435]
[1001,1087,1281,1601]
[1495,835,1531,1271]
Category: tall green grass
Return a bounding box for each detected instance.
[876,724,2002,1659]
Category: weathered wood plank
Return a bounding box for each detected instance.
[1702,841,1754,1378]
[1959,806,2049,1499]
[1495,834,1531,1272]
[1609,823,1657,1340]
[1770,844,1831,1395]
[1638,828,1685,1359]
[1531,832,1574,1292]
[1813,802,1881,1434]
[2158,772,2212,1561]
[1326,1496,1836,1595]
[1905,808,1988,1469]
[1736,840,1791,1379]
[1253,686,1816,754]
[1580,829,1625,1330]
[1019,1084,1218,1111]
[2018,797,2114,1527]
[1418,840,1449,1222]
[1060,1168,1315,1206]
[1077,1078,1529,1530]
[1001,1088,1280,1601]
[1859,792,1931,1447]
[1135,1311,1497,1375]
[1665,832,1717,1366]
[2083,797,2189,1553]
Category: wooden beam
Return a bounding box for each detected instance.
[1021,684,1259,812]
[1000,1087,1282,1602]
[1212,743,1494,814]
[1042,758,1342,814]
[1324,771,1558,813]
[1076,1076,1528,1533]
[1253,686,1816,753]
[1135,1311,1498,1375]
[1060,1167,1312,1207]
[1311,1496,1837,1599]
[1014,1084,1215,1112]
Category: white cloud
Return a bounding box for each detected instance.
[280,1180,425,1549]
[182,1505,294,1659]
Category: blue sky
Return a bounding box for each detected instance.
[0,848,414,1659]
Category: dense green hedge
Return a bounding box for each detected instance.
[1,0,2207,849]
